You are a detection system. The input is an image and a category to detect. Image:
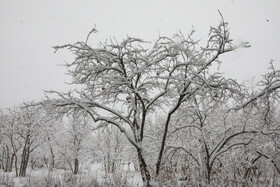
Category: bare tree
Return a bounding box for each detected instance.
[65,113,91,175]
[0,109,23,176]
[43,15,254,186]
[159,62,280,185]
[0,104,48,177]
[17,105,46,177]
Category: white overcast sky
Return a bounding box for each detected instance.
[0,0,280,108]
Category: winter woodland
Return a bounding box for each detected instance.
[1,17,280,187]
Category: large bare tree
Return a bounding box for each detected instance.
[43,15,256,186]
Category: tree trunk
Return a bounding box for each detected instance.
[19,137,31,177]
[14,154,18,177]
[4,145,10,172]
[207,168,211,184]
[74,158,79,175]
[19,150,29,177]
[49,144,55,171]
[9,153,14,172]
[47,137,55,171]
[205,158,212,184]
[137,148,152,187]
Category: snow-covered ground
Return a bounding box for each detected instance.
[0,162,143,187]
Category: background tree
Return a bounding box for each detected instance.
[64,113,92,175]
[155,63,280,185]
[0,104,49,177]
[0,109,21,174]
[16,105,47,177]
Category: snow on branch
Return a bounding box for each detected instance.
[233,64,280,110]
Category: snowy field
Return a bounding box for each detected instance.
[0,163,143,187]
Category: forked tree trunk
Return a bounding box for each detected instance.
[19,149,30,177]
[19,135,31,177]
[206,167,211,184]
[137,148,152,187]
